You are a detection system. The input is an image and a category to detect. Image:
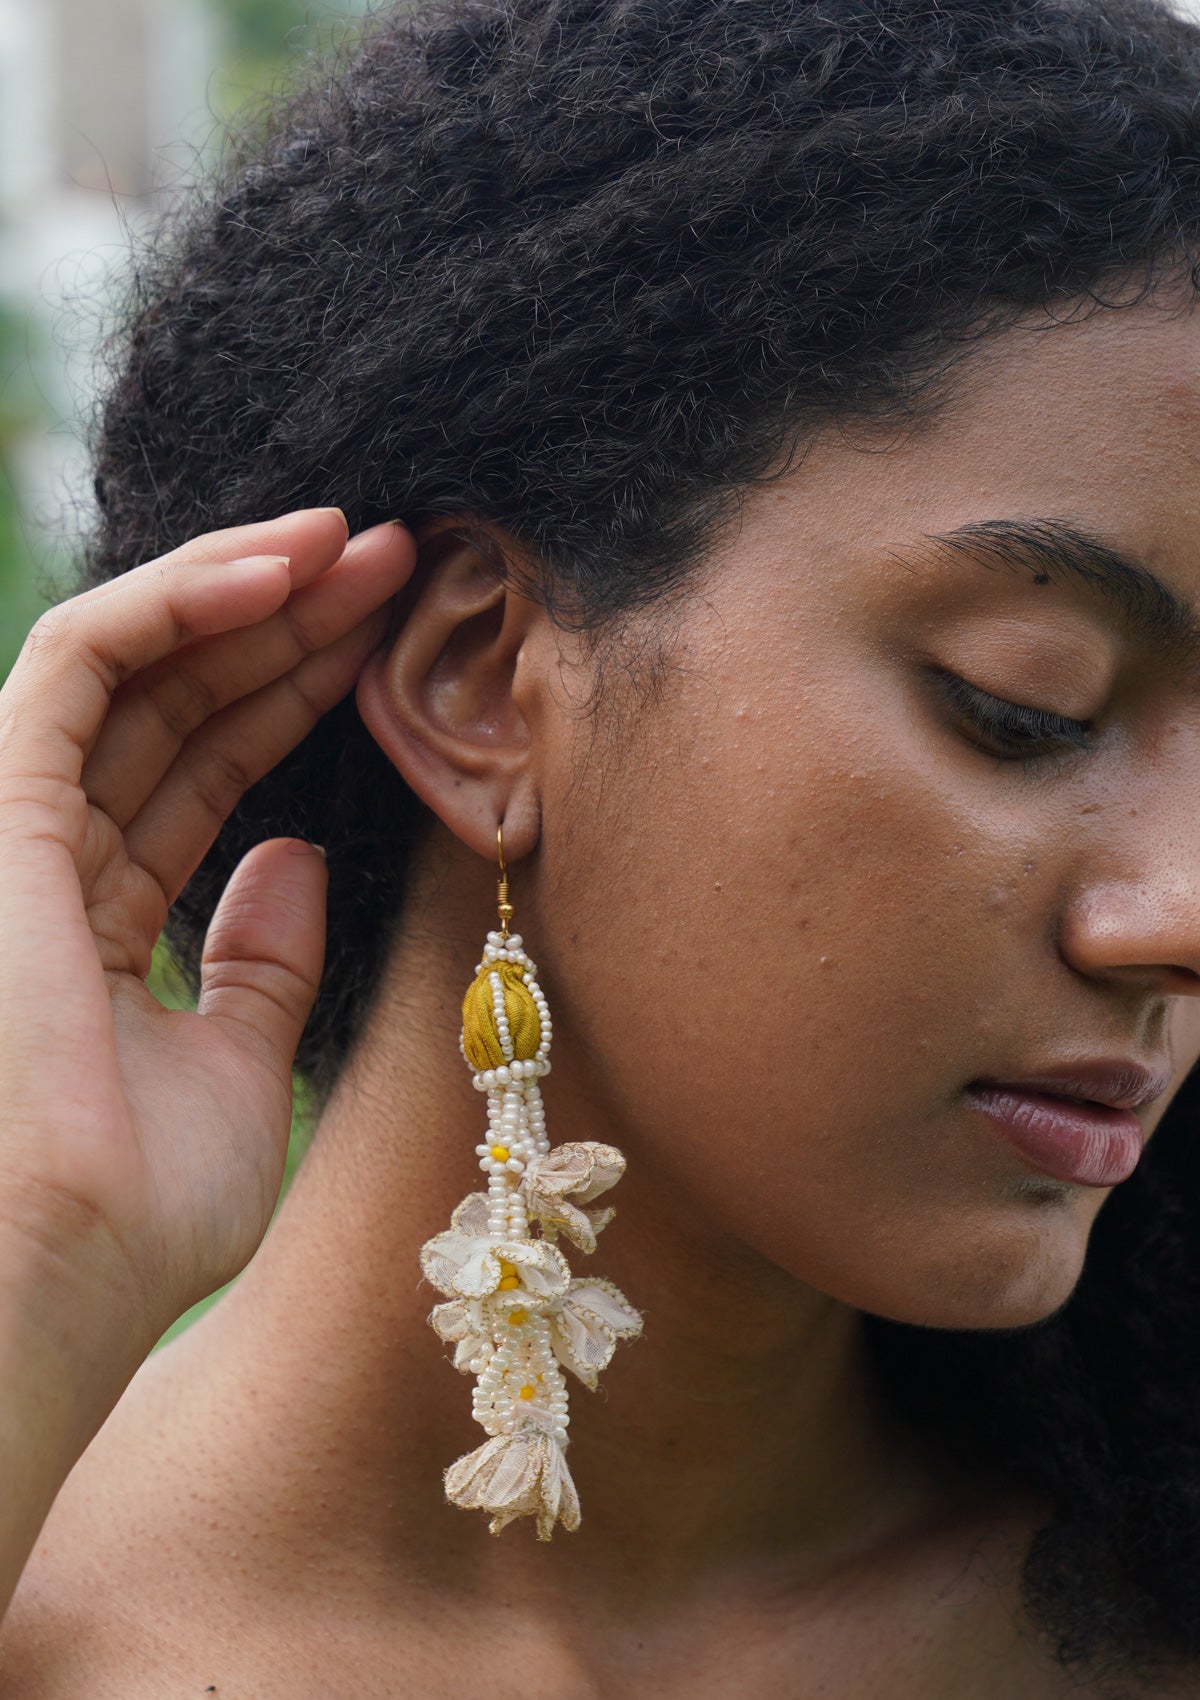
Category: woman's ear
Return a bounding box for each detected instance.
[354,518,546,861]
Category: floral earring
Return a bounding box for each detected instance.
[419,821,642,1539]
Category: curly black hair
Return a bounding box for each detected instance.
[75,0,1200,1685]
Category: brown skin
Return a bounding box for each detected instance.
[4,293,1200,1698]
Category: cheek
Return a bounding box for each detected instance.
[541,656,1096,1329]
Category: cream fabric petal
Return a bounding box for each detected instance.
[543,1201,613,1255]
[516,1169,611,1251]
[568,1276,643,1338]
[549,1276,643,1385]
[541,1198,601,1254]
[428,1299,473,1342]
[429,1297,490,1372]
[444,1431,542,1515]
[538,1440,581,1540]
[443,1429,581,1541]
[521,1145,625,1250]
[450,1191,492,1238]
[584,1205,615,1240]
[419,1229,472,1297]
[524,1141,626,1205]
[525,1144,594,1197]
[569,1143,626,1204]
[487,1503,531,1536]
[452,1242,503,1298]
[520,1197,615,1254]
[548,1306,608,1389]
[452,1332,488,1372]
[504,1239,571,1298]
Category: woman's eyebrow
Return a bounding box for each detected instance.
[922,516,1200,667]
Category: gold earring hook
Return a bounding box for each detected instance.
[497,820,513,939]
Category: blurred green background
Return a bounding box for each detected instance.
[0,0,368,1345]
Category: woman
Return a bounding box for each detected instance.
[1,0,1199,1692]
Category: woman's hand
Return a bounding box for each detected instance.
[0,507,414,1347]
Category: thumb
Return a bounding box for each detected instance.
[197,838,328,1083]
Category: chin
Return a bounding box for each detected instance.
[817,1190,1097,1334]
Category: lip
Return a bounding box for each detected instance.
[987,1060,1173,1113]
[964,1060,1170,1188]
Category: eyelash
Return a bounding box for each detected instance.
[932,668,1095,765]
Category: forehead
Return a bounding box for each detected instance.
[739,288,1200,592]
[945,290,1200,484]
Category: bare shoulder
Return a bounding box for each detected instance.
[1,1511,130,1696]
[0,1426,174,1698]
[0,1346,248,1700]
[3,1401,1197,1700]
[0,1493,305,1700]
[0,1572,82,1698]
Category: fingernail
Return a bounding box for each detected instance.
[350,519,407,541]
[282,505,347,527]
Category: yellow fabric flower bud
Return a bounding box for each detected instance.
[461,959,542,1068]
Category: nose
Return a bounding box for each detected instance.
[1059,814,1200,998]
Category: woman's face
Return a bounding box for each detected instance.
[520,291,1200,1331]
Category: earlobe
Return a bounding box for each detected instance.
[354,520,543,861]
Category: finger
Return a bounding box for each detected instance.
[0,507,349,792]
[122,609,390,906]
[0,555,290,799]
[80,521,413,829]
[197,836,329,1093]
[84,506,349,595]
[148,504,346,574]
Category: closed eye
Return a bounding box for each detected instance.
[929,667,1095,765]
